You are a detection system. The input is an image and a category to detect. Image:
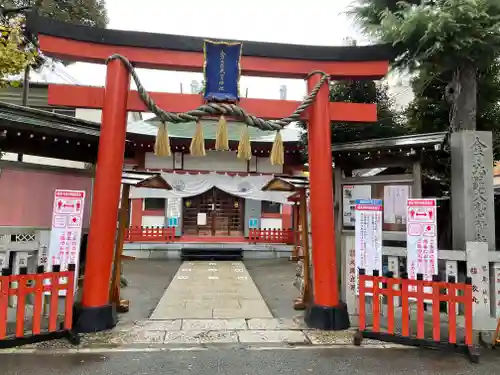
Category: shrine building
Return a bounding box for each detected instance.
[0,101,303,256]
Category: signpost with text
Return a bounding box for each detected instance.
[407,199,437,297]
[48,189,86,295]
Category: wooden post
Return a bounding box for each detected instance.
[291,202,300,261]
[294,188,312,310]
[110,183,131,313]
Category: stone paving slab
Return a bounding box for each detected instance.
[246,318,306,330]
[164,330,239,344]
[151,261,272,320]
[182,319,247,331]
[238,330,309,344]
[136,320,182,331]
[104,317,439,349]
[304,330,397,346]
[126,330,166,344]
[212,308,272,319]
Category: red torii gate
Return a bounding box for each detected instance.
[26,14,392,333]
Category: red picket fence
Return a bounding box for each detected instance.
[354,269,479,363]
[0,264,80,349]
[248,228,294,244]
[124,226,176,242]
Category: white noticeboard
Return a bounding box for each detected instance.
[48,189,86,295]
[354,199,383,295]
[167,198,181,218]
[383,185,410,224]
[343,185,372,227]
[406,199,438,296]
[197,212,207,226]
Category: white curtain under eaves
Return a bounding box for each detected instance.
[129,172,294,204]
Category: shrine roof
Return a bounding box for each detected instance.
[332,132,448,154]
[0,101,102,138]
[127,118,301,143]
[261,175,309,192]
[26,14,395,63]
[0,101,133,163]
[122,170,172,190]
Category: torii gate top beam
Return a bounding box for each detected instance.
[26,14,393,80]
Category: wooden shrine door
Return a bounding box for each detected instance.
[182,188,243,236]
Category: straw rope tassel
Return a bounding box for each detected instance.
[215,115,229,151]
[189,120,206,156]
[270,130,284,165]
[154,122,172,157]
[237,125,252,161]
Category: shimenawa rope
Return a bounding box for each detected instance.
[105,54,330,132]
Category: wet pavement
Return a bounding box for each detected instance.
[119,259,182,323]
[117,258,299,322]
[244,258,301,319]
[0,346,497,374]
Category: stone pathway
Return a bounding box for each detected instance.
[113,317,398,347]
[126,261,400,347]
[151,261,272,320]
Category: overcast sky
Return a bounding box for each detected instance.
[61,0,372,101]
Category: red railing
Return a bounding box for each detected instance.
[248,228,294,244]
[0,265,79,348]
[354,269,479,363]
[124,226,176,242]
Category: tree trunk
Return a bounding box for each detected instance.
[447,62,477,131]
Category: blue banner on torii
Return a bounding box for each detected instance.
[203,40,242,102]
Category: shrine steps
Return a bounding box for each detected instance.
[180,247,243,261]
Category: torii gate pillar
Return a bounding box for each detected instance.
[74,60,130,332]
[304,74,350,330]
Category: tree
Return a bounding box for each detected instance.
[330,79,403,143]
[0,16,35,87]
[351,0,500,133]
[350,0,500,197]
[0,1,108,86]
[407,61,500,156]
[2,0,108,28]
[299,73,403,156]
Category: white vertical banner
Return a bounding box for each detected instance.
[355,199,383,295]
[406,199,438,297]
[48,189,86,296]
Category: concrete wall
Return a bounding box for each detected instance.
[0,163,92,228]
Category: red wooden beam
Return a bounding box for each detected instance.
[48,85,377,123]
[39,35,389,79]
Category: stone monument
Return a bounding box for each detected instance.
[451,131,495,250]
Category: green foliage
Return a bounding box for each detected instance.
[360,0,500,73]
[0,0,108,85]
[332,80,403,143]
[405,61,500,193]
[351,0,500,193]
[2,0,108,27]
[0,18,36,87]
[407,61,500,155]
[299,79,403,157]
